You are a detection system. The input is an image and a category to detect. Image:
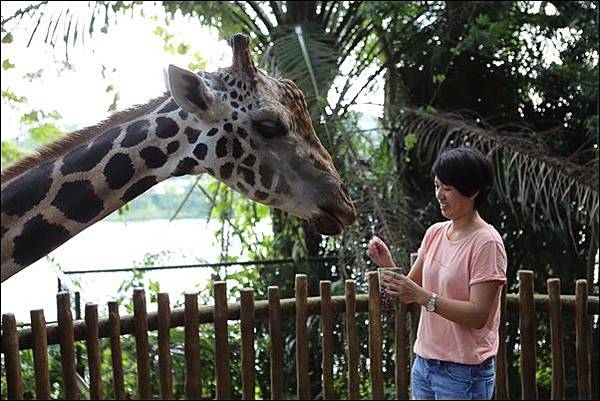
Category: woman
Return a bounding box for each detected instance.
[368,146,507,400]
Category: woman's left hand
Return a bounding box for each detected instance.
[381,271,430,305]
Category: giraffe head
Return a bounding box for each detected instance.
[165,34,356,234]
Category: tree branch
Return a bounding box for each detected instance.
[335,63,386,117]
[246,1,275,33]
[1,1,48,27]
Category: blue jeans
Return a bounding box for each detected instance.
[411,355,496,400]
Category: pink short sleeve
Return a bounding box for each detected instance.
[469,240,507,286]
[417,225,435,259]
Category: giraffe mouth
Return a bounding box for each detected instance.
[311,207,345,235]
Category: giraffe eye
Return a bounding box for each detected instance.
[252,119,287,139]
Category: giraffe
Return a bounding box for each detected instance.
[0,33,356,283]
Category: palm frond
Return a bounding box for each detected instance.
[2,2,131,52]
[264,22,338,100]
[398,108,599,245]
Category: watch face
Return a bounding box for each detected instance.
[426,304,434,312]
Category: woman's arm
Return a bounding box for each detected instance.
[425,281,502,329]
[406,253,424,287]
[367,236,424,287]
[382,272,501,330]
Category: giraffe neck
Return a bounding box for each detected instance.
[0,96,215,281]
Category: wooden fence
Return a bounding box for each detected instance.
[1,270,598,400]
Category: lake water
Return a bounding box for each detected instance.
[1,218,271,323]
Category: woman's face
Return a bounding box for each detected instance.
[433,176,477,219]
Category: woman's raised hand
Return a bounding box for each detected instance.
[367,236,395,267]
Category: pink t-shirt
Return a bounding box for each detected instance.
[414,220,507,365]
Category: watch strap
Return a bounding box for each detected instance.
[426,292,438,312]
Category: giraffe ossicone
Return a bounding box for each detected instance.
[0,33,356,283]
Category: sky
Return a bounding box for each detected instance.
[1,2,384,143]
[1,2,233,141]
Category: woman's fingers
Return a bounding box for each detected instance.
[382,271,403,281]
[386,288,412,303]
[368,236,393,267]
[368,241,383,256]
[370,236,387,252]
[386,289,402,299]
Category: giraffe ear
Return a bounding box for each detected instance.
[165,64,216,114]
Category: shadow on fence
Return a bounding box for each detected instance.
[1,270,598,400]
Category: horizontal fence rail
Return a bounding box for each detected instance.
[1,270,599,400]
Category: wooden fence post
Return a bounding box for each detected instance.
[575,279,591,399]
[518,270,537,400]
[107,301,125,400]
[345,280,359,400]
[214,281,231,399]
[241,288,256,400]
[185,292,201,400]
[396,302,410,400]
[268,286,283,400]
[157,293,174,400]
[320,281,335,400]
[368,271,384,399]
[133,288,152,399]
[74,291,84,378]
[30,309,50,400]
[547,278,565,400]
[57,292,78,400]
[84,303,103,399]
[2,313,23,400]
[296,274,310,400]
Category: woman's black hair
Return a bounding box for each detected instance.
[431,146,494,210]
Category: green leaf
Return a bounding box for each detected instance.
[47,111,62,120]
[404,133,418,151]
[149,280,160,294]
[1,90,27,103]
[2,59,15,70]
[1,32,13,44]
[433,74,446,84]
[176,42,190,55]
[418,105,438,115]
[188,51,207,71]
[1,140,28,169]
[19,109,62,125]
[108,92,120,112]
[475,14,490,26]
[28,123,64,144]
[24,69,43,81]
[20,110,41,125]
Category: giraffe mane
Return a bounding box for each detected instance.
[1,92,171,184]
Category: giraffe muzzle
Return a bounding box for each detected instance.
[308,181,356,235]
[312,199,357,235]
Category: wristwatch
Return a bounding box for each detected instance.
[425,292,438,312]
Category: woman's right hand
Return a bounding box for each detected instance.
[367,236,395,267]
